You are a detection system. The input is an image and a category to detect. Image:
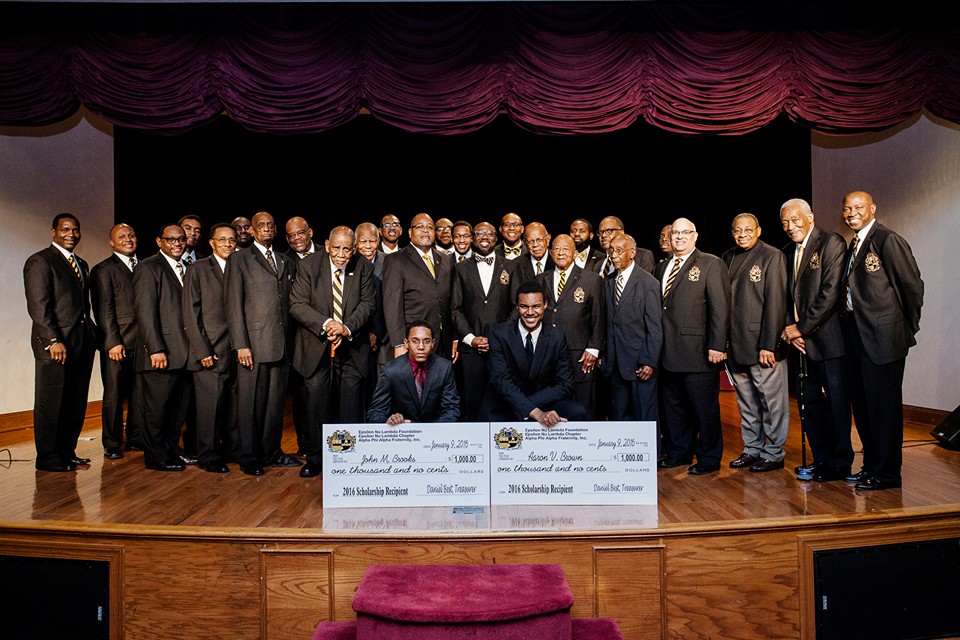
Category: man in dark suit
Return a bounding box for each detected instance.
[23,213,98,472]
[232,216,253,249]
[480,280,587,426]
[496,212,526,260]
[570,218,605,272]
[722,214,790,473]
[840,191,923,490]
[535,234,605,418]
[654,218,730,475]
[182,223,238,473]
[290,226,375,478]
[90,224,143,460]
[283,215,318,456]
[379,214,403,254]
[451,221,518,420]
[514,222,553,284]
[601,234,663,428]
[179,215,207,265]
[451,221,474,263]
[780,198,853,483]
[594,216,655,277]
[356,221,389,402]
[658,224,673,263]
[225,211,299,476]
[133,223,192,471]
[367,321,460,424]
[91,223,143,459]
[382,212,457,359]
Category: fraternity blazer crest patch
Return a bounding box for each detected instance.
[864,252,881,272]
[573,287,585,303]
[749,264,762,282]
[499,270,511,285]
[808,252,821,270]
[688,265,701,282]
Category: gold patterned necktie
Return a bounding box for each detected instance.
[130,256,137,271]
[176,261,184,281]
[332,268,343,323]
[535,260,543,275]
[458,254,466,263]
[557,270,566,299]
[67,255,82,280]
[505,245,520,258]
[476,255,493,266]
[183,253,194,266]
[663,257,682,299]
[795,245,804,279]
[423,253,436,278]
[265,248,278,274]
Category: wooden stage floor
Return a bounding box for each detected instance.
[1,393,957,535]
[2,393,959,640]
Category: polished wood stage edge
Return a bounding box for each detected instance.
[1,393,957,536]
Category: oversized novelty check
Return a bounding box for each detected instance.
[323,423,490,508]
[489,421,658,506]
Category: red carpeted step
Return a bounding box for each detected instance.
[572,617,625,640]
[353,564,574,640]
[311,620,356,640]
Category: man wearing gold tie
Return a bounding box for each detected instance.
[515,221,552,284]
[382,213,457,360]
[289,226,375,478]
[23,213,99,472]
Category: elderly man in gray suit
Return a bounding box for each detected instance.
[722,213,789,473]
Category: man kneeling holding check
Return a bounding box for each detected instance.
[367,321,460,424]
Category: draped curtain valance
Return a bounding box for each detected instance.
[2,2,958,135]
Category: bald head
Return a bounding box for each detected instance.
[523,222,551,260]
[669,218,697,257]
[550,234,576,270]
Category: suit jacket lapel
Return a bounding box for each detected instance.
[509,323,532,377]
[557,266,581,305]
[529,327,548,379]
[669,249,699,297]
[851,224,879,272]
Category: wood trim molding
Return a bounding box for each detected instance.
[0,401,102,433]
[903,404,951,427]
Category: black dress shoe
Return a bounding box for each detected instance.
[855,476,901,491]
[199,462,229,474]
[104,448,123,460]
[145,460,186,472]
[266,454,303,467]
[729,453,761,469]
[124,442,143,452]
[36,462,76,472]
[749,459,784,473]
[71,456,91,465]
[178,454,199,466]
[299,462,322,478]
[242,463,265,476]
[687,463,720,475]
[844,469,870,483]
[658,458,689,469]
[793,463,815,475]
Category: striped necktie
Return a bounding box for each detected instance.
[616,273,624,305]
[129,256,138,271]
[265,248,278,275]
[183,253,194,266]
[663,257,682,299]
[557,270,566,299]
[176,261,184,282]
[67,255,82,280]
[535,260,543,275]
[332,269,344,323]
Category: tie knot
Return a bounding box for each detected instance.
[335,268,342,278]
[505,246,520,256]
[476,255,494,265]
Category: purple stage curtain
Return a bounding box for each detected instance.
[1,3,958,135]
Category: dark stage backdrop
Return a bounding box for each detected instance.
[115,114,811,258]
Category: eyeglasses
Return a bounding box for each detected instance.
[407,338,434,347]
[161,236,187,244]
[436,226,452,232]
[212,237,237,245]
[381,222,402,228]
[731,228,756,236]
[474,231,496,238]
[670,230,695,238]
[411,224,435,232]
[608,247,631,257]
[501,222,523,229]
[525,237,548,246]
[598,227,622,236]
[453,233,473,240]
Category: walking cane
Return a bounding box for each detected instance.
[796,352,812,480]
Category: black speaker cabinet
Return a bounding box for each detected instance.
[930,405,960,450]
